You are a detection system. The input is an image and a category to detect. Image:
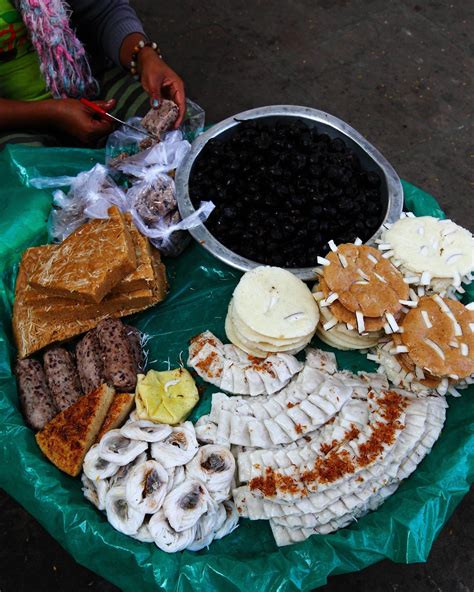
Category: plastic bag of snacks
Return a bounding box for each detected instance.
[105,98,205,164]
[30,164,128,242]
[121,162,214,257]
[112,129,191,172]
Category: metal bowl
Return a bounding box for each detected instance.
[176,105,403,280]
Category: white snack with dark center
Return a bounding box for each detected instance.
[82,473,109,511]
[186,445,236,502]
[132,522,155,543]
[163,479,217,532]
[109,452,147,487]
[194,414,218,445]
[186,508,221,551]
[188,331,303,395]
[148,509,197,553]
[82,415,239,552]
[83,443,120,481]
[99,429,149,466]
[125,460,169,514]
[214,500,240,540]
[105,486,145,536]
[151,422,199,468]
[121,420,172,442]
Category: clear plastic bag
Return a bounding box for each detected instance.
[113,130,191,174]
[30,164,128,242]
[106,98,205,165]
[122,163,214,257]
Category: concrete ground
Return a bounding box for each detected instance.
[1,0,473,591]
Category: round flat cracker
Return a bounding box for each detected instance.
[400,296,474,379]
[383,216,474,278]
[228,301,307,347]
[227,305,310,353]
[391,333,441,388]
[225,313,306,357]
[316,328,352,351]
[323,244,408,318]
[314,279,386,332]
[232,266,319,339]
[317,295,381,349]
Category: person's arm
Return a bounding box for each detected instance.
[70,0,186,125]
[0,98,116,145]
[119,33,186,127]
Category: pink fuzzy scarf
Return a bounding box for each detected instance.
[16,0,99,98]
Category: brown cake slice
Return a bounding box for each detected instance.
[35,383,115,477]
[96,393,135,442]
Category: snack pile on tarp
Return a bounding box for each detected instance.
[13,206,167,357]
[312,240,408,350]
[225,266,319,357]
[82,418,239,553]
[30,100,212,257]
[1,137,474,591]
[377,214,473,298]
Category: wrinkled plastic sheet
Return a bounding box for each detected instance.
[0,144,473,592]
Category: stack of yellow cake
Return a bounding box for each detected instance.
[13,206,167,358]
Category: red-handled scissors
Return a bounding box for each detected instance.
[80,97,158,140]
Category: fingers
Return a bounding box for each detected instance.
[162,78,186,127]
[173,87,186,128]
[95,98,116,110]
[147,82,162,109]
[90,115,115,137]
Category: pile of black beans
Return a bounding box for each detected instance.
[189,118,384,268]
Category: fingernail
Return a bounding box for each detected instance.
[152,98,160,108]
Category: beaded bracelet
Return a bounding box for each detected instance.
[130,40,162,78]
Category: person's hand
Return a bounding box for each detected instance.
[49,98,117,145]
[138,48,186,127]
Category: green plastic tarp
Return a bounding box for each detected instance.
[0,143,472,591]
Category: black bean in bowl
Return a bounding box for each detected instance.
[189,119,384,268]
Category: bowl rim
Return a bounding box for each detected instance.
[176,105,403,280]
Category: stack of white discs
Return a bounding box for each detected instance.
[225,266,319,357]
[379,215,474,297]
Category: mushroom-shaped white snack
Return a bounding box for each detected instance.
[120,420,172,442]
[194,415,218,445]
[148,510,197,553]
[186,509,220,551]
[81,473,109,511]
[151,422,199,468]
[105,486,145,536]
[109,452,147,488]
[99,429,148,466]
[185,445,236,502]
[125,460,169,514]
[132,521,155,543]
[83,443,120,481]
[162,479,217,532]
[166,465,186,492]
[214,500,240,540]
